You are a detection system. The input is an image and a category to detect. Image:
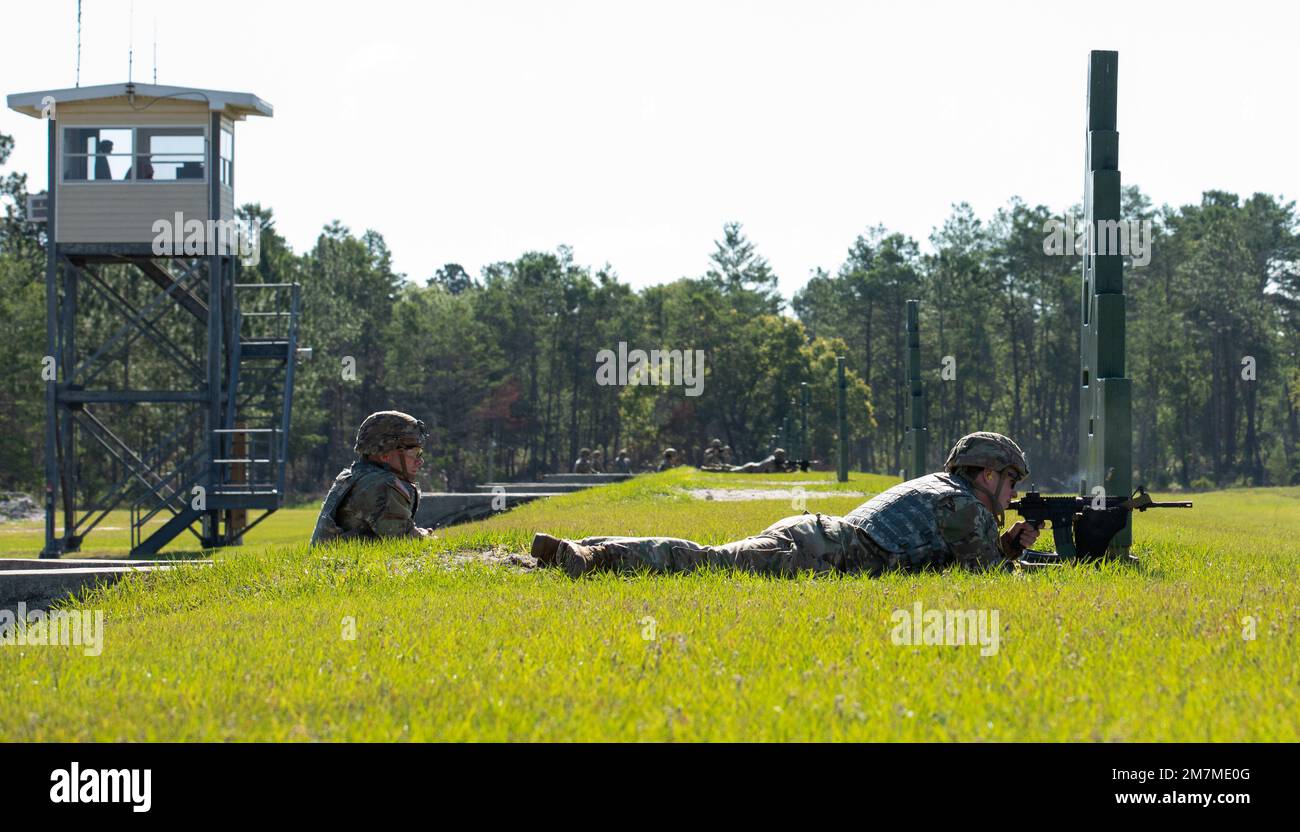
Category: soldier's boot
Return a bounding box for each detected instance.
[556,540,598,578]
[559,540,631,577]
[530,533,563,566]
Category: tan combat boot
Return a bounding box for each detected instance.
[530,533,563,565]
[556,540,598,578]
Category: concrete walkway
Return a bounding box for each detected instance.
[416,473,635,529]
[0,559,211,610]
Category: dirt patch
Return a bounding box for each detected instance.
[684,488,865,502]
[389,547,540,575]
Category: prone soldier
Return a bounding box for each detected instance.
[728,447,791,474]
[531,432,1040,577]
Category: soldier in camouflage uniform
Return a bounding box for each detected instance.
[727,447,790,474]
[310,411,433,546]
[843,432,1038,572]
[612,448,633,474]
[590,448,605,473]
[573,448,594,473]
[530,432,1039,577]
[700,439,725,471]
[656,448,678,472]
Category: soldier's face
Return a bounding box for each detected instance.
[982,468,1018,511]
[379,446,423,474]
[995,470,1019,508]
[401,446,424,471]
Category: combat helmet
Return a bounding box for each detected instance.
[773,447,787,459]
[943,432,1028,480]
[354,411,427,456]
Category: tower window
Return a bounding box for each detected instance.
[62,126,207,182]
[220,128,234,187]
[62,128,133,181]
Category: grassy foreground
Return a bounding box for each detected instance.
[1,468,1298,741]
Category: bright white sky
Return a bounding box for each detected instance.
[2,0,1296,301]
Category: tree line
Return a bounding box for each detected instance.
[1,128,1297,500]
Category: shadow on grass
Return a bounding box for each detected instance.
[128,549,214,562]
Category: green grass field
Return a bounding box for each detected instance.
[2,468,1297,741]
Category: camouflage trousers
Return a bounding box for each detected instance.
[571,513,888,576]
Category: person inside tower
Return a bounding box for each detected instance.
[94,139,114,181]
[127,156,154,180]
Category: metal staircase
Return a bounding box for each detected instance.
[127,277,303,556]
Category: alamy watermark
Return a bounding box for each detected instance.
[595,342,705,397]
[50,763,151,812]
[790,486,808,512]
[0,602,104,656]
[152,212,261,265]
[890,601,1000,656]
[1042,216,1152,267]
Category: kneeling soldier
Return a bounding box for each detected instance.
[310,411,434,546]
[531,432,1039,577]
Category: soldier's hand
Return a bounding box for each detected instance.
[1006,521,1039,548]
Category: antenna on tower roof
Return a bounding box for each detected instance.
[75,0,82,87]
[128,0,134,83]
[152,17,157,84]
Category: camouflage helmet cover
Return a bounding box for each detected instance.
[773,447,787,458]
[943,432,1028,480]
[710,438,722,448]
[663,448,677,457]
[354,411,428,456]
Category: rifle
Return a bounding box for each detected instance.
[1008,486,1193,561]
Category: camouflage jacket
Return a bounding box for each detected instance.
[844,472,1016,571]
[310,457,425,547]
